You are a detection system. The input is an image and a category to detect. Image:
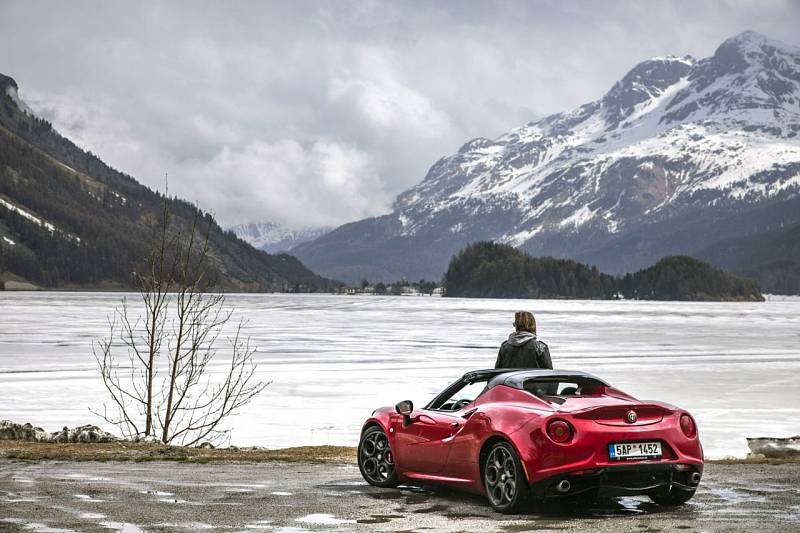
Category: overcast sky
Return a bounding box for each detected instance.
[1,1,798,228]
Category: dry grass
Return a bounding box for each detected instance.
[707,456,800,465]
[2,440,798,466]
[0,440,357,464]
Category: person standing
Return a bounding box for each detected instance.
[495,311,552,369]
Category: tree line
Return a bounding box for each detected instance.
[443,242,764,301]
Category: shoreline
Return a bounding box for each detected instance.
[1,441,798,465]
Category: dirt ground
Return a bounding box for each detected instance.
[1,459,799,532]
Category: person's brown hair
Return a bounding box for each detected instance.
[514,311,537,334]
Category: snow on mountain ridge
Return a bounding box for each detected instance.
[391,31,800,247]
[229,220,331,254]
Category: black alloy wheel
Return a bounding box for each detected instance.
[484,441,530,513]
[358,425,399,488]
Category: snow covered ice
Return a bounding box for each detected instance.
[0,292,798,458]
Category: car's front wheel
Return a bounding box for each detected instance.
[358,425,399,488]
[484,441,530,513]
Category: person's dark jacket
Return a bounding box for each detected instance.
[495,331,552,369]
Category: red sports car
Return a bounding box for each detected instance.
[358,369,703,513]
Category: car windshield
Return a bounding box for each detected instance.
[523,377,605,398]
[431,379,488,411]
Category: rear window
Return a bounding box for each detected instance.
[523,377,605,398]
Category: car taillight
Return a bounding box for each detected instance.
[547,420,573,443]
[680,414,696,437]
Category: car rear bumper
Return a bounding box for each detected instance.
[529,463,702,499]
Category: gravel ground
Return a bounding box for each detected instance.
[1,460,799,532]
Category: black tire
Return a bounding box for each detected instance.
[649,488,696,505]
[358,425,399,488]
[483,441,530,513]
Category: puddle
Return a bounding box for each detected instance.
[79,513,106,519]
[2,491,40,503]
[708,487,768,504]
[0,518,75,532]
[326,480,365,487]
[356,514,405,525]
[155,523,214,530]
[157,497,191,504]
[296,513,356,525]
[414,504,449,514]
[243,522,272,530]
[74,494,106,502]
[140,490,174,496]
[99,522,144,533]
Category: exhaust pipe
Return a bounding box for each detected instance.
[555,479,571,493]
[690,472,702,484]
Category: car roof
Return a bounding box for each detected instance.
[461,368,610,389]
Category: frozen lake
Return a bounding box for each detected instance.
[1,292,798,458]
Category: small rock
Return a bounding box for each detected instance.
[0,420,117,443]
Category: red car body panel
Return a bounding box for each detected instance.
[362,370,704,497]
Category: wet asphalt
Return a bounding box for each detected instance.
[0,460,798,532]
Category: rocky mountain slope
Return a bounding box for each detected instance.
[293,31,800,289]
[0,74,334,291]
[229,221,331,254]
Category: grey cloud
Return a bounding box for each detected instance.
[1,0,798,227]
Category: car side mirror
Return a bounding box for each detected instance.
[396,400,413,426]
[395,400,413,415]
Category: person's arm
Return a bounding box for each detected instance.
[538,341,553,369]
[495,345,505,368]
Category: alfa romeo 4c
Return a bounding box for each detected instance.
[358,369,703,513]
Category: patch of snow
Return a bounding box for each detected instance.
[228,220,330,252]
[0,197,56,232]
[559,204,597,229]
[2,236,15,245]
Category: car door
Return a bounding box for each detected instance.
[392,379,489,474]
[392,409,462,474]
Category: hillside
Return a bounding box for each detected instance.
[444,242,763,301]
[293,31,800,290]
[696,219,800,294]
[619,256,763,301]
[0,74,335,291]
[444,242,617,299]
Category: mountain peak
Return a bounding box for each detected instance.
[229,220,332,253]
[0,73,18,91]
[712,30,800,74]
[602,55,694,125]
[1,73,33,115]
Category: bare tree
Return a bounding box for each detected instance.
[93,198,267,445]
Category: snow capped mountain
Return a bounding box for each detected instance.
[294,31,800,284]
[229,220,331,254]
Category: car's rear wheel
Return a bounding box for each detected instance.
[649,488,696,505]
[484,441,529,513]
[358,425,399,488]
